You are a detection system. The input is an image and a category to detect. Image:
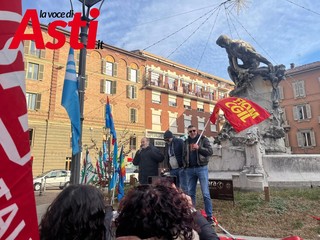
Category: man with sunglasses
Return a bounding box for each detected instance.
[184,125,214,224]
[163,130,187,192]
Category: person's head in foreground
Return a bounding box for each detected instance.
[39,184,110,240]
[115,183,198,240]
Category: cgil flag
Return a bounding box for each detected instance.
[210,97,271,133]
[61,48,81,155]
[0,0,39,238]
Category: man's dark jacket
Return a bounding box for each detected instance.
[164,137,184,169]
[133,145,164,184]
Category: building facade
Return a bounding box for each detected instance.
[134,51,233,167]
[279,62,320,154]
[26,24,146,176]
[26,25,233,176]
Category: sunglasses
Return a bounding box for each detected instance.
[188,130,196,133]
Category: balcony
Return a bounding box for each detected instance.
[144,79,217,103]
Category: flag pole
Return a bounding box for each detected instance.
[195,118,211,145]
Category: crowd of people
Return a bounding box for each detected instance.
[39,125,216,240]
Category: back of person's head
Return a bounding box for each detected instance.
[115,183,196,240]
[39,184,108,240]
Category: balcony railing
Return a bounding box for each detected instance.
[145,79,217,101]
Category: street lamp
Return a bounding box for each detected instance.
[70,0,104,185]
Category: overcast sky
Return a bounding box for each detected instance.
[22,0,320,81]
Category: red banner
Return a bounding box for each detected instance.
[210,97,271,133]
[0,1,39,239]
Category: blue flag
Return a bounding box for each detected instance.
[61,48,81,155]
[105,96,117,144]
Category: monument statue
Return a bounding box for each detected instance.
[216,35,286,109]
[216,34,287,153]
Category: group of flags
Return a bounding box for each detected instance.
[61,48,125,201]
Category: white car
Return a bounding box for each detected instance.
[33,169,70,191]
[125,167,138,184]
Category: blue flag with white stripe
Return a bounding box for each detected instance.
[61,48,81,155]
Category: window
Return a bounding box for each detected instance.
[218,91,226,99]
[195,84,202,97]
[198,118,205,131]
[152,91,161,103]
[100,80,117,94]
[130,108,137,123]
[183,114,192,130]
[169,112,178,133]
[197,101,204,112]
[24,40,45,58]
[293,104,311,120]
[127,67,139,83]
[210,124,217,132]
[29,128,34,146]
[168,95,177,107]
[152,109,162,131]
[102,61,118,76]
[293,81,305,98]
[183,98,191,110]
[130,136,137,150]
[168,77,175,90]
[276,86,284,100]
[26,92,41,110]
[297,130,316,147]
[151,72,160,86]
[26,62,44,80]
[127,85,137,99]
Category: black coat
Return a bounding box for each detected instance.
[133,145,164,184]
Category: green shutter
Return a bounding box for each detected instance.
[113,63,118,77]
[24,40,30,55]
[100,79,106,93]
[127,67,131,81]
[101,59,106,74]
[36,94,41,110]
[112,81,117,94]
[38,64,44,80]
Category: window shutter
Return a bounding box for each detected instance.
[36,94,41,110]
[38,64,44,80]
[311,131,316,146]
[306,104,312,119]
[292,82,297,98]
[127,67,131,81]
[278,86,284,99]
[137,69,140,83]
[296,132,303,147]
[111,81,117,94]
[100,79,106,93]
[24,40,30,54]
[40,49,46,59]
[101,59,106,74]
[293,106,298,120]
[113,63,118,77]
[300,81,306,97]
[133,86,137,99]
[126,85,131,98]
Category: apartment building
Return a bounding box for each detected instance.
[25,24,233,176]
[134,51,234,156]
[279,62,320,154]
[25,24,146,176]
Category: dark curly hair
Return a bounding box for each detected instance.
[115,183,196,240]
[39,184,107,240]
